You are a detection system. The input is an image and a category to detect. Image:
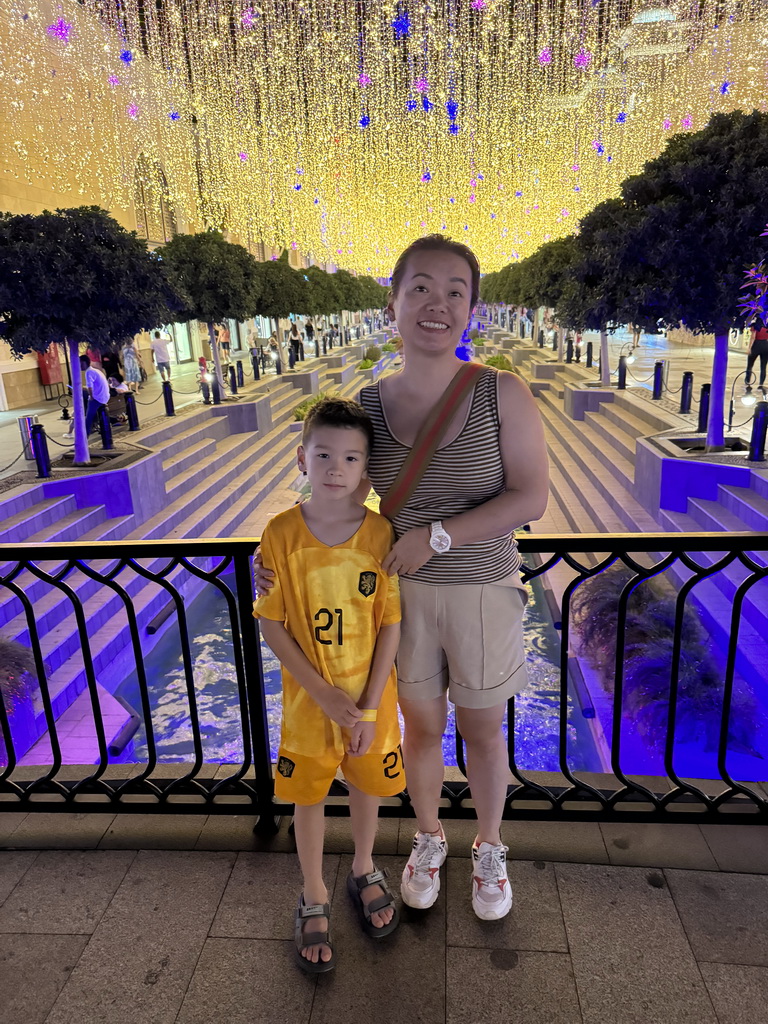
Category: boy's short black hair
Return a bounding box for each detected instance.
[79,354,91,368]
[302,396,375,454]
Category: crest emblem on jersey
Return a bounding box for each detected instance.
[358,571,377,597]
[277,756,296,778]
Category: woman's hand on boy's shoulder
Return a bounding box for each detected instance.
[253,547,275,596]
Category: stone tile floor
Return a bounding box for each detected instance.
[1,814,767,1024]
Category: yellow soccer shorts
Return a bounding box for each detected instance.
[274,737,406,806]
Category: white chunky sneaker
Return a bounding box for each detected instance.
[400,828,448,909]
[471,841,513,920]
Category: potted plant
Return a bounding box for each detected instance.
[0,639,39,766]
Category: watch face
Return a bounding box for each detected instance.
[430,532,451,553]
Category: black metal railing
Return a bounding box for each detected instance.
[1,534,766,830]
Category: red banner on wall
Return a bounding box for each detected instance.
[37,348,64,387]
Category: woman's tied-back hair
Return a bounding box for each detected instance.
[390,233,481,309]
[302,396,375,454]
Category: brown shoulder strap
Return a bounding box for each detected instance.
[379,362,485,520]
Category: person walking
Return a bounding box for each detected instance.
[747,319,768,389]
[150,330,173,382]
[121,339,142,393]
[288,321,302,367]
[255,234,549,921]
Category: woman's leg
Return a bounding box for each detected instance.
[293,801,332,964]
[348,784,393,929]
[747,353,757,385]
[399,694,448,833]
[760,352,768,386]
[455,703,509,846]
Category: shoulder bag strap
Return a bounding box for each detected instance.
[379,362,485,520]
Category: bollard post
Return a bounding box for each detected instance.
[322,336,327,355]
[566,338,574,364]
[680,371,693,414]
[552,333,558,351]
[250,350,261,382]
[162,380,175,417]
[652,361,664,400]
[229,365,238,395]
[299,342,305,361]
[618,355,627,390]
[586,341,593,368]
[748,401,768,462]
[124,392,139,430]
[212,375,222,405]
[697,383,711,433]
[275,354,282,375]
[31,423,52,478]
[98,406,114,450]
[237,360,244,388]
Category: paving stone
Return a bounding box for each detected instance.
[323,810,400,854]
[309,854,445,1024]
[0,933,89,1024]
[176,938,315,1024]
[699,824,768,873]
[2,812,113,849]
[0,812,27,841]
[446,949,581,1024]
[446,857,567,951]
[0,851,37,904]
[98,812,206,849]
[210,851,340,939]
[45,850,236,1024]
[702,963,768,1024]
[556,863,717,1024]
[0,849,135,934]
[600,823,718,869]
[665,869,768,967]
[194,814,263,850]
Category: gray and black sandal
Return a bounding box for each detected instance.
[346,867,400,939]
[294,895,335,974]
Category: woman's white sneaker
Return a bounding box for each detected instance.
[471,841,513,920]
[400,828,448,909]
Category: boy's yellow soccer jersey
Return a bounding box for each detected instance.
[254,504,403,802]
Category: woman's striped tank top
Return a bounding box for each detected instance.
[360,368,521,586]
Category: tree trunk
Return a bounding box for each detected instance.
[600,329,610,387]
[557,326,566,362]
[706,331,729,451]
[208,323,225,391]
[69,338,90,466]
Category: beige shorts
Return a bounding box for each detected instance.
[396,578,529,709]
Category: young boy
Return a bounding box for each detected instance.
[253,397,403,974]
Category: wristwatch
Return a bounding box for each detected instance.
[429,521,452,553]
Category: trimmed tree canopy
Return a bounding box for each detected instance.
[0,206,184,356]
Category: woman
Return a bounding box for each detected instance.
[121,339,142,393]
[747,318,768,389]
[255,235,548,921]
[288,321,303,368]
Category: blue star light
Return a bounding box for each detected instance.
[720,80,731,95]
[448,123,460,135]
[406,99,418,112]
[294,184,302,190]
[422,97,433,112]
[168,111,180,121]
[616,111,627,124]
[446,99,458,120]
[359,114,370,128]
[119,49,133,64]
[392,12,411,37]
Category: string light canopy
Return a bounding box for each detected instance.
[3,1,768,275]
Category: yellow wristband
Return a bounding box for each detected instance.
[358,709,378,722]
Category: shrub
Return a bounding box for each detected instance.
[382,343,397,353]
[293,391,328,421]
[485,354,515,372]
[364,345,382,362]
[359,359,374,370]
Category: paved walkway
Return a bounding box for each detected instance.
[1,813,767,1024]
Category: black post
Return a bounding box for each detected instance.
[680,371,693,414]
[275,354,282,375]
[124,392,139,430]
[162,380,175,417]
[299,342,305,361]
[322,336,327,355]
[229,365,238,395]
[697,383,711,433]
[237,360,244,388]
[552,333,558,351]
[315,338,320,358]
[618,355,627,390]
[250,349,261,381]
[98,406,114,450]
[586,341,593,368]
[212,375,222,405]
[748,401,768,462]
[566,338,574,364]
[31,423,51,478]
[288,347,296,370]
[652,361,664,400]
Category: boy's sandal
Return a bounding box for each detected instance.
[294,895,335,974]
[346,867,400,939]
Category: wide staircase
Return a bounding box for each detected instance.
[0,347,393,764]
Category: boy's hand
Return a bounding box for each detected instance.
[253,548,275,596]
[315,686,363,729]
[347,721,376,757]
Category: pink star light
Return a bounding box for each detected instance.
[574,49,592,70]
